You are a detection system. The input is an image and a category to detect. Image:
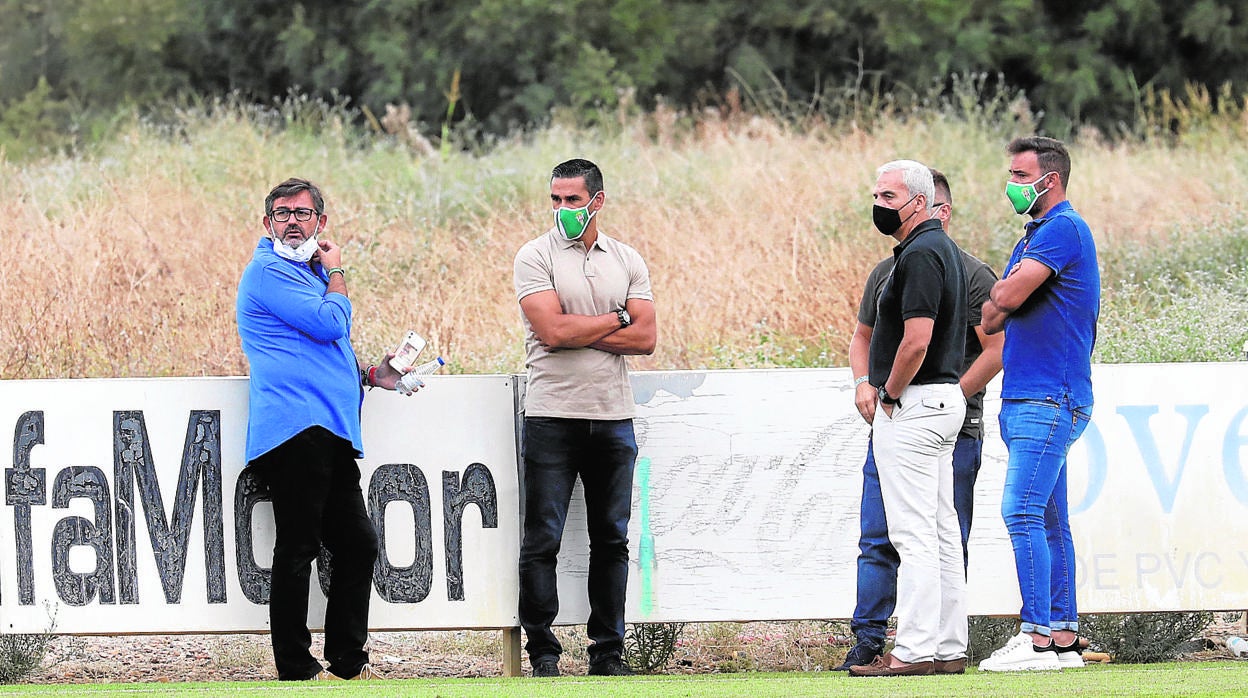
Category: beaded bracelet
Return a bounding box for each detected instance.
[327,267,346,279]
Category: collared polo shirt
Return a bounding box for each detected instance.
[858,247,997,439]
[514,228,653,420]
[1000,200,1100,406]
[868,218,968,389]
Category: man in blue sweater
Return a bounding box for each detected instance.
[236,178,408,681]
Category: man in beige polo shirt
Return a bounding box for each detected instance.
[513,158,657,678]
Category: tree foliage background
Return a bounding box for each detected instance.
[3,0,1247,149]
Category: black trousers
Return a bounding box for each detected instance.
[518,417,637,665]
[250,426,379,680]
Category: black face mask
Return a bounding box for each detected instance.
[872,194,919,236]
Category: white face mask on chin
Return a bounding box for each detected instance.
[270,222,321,263]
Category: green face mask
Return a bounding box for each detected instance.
[554,200,596,240]
[1005,171,1056,215]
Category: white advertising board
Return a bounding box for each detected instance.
[2,363,1244,635]
[550,364,1248,624]
[0,375,520,634]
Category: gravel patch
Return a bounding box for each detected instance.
[19,615,1248,684]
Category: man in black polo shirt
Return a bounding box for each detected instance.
[849,160,969,678]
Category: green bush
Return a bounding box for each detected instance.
[0,633,52,684]
[624,622,686,673]
[1081,612,1214,663]
[0,78,76,159]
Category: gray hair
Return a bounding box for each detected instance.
[265,178,325,216]
[876,160,935,209]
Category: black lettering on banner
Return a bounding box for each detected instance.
[233,467,270,604]
[113,411,226,604]
[50,467,117,606]
[7,411,47,605]
[442,464,499,601]
[368,463,433,603]
[315,548,334,598]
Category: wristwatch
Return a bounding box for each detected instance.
[616,308,632,328]
[878,384,901,407]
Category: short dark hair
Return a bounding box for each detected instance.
[1007,136,1071,188]
[929,167,952,207]
[265,178,325,216]
[551,158,604,197]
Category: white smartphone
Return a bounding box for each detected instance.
[388,331,427,372]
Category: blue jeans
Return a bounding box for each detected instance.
[518,417,637,665]
[851,436,983,648]
[999,398,1091,636]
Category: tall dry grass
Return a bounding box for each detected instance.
[4,98,1248,379]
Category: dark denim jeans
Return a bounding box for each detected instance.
[250,426,380,680]
[850,436,983,648]
[518,417,637,665]
[999,398,1091,636]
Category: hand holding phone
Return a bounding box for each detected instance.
[388,331,427,372]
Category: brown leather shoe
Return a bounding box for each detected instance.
[849,652,935,677]
[934,657,967,674]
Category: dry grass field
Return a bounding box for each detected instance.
[4,96,1248,380]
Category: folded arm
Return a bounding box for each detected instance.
[983,259,1053,334]
[519,290,626,349]
[588,298,656,355]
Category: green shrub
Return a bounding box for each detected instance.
[0,78,76,159]
[624,622,686,673]
[1080,612,1214,663]
[0,633,52,684]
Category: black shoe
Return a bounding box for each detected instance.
[835,640,883,671]
[587,657,635,676]
[531,658,560,677]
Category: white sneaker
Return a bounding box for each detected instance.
[979,632,1062,672]
[1051,639,1085,668]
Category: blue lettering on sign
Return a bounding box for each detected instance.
[1069,419,1106,515]
[1223,406,1248,506]
[1118,404,1210,513]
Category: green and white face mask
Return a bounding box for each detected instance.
[554,198,598,240]
[1005,171,1056,215]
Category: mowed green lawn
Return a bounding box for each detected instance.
[1,662,1246,697]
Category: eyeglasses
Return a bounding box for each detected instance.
[269,207,317,222]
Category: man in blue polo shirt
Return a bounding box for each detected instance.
[237,177,410,681]
[979,137,1100,672]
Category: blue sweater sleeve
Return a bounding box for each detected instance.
[256,262,352,342]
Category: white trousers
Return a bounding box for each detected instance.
[872,382,967,663]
